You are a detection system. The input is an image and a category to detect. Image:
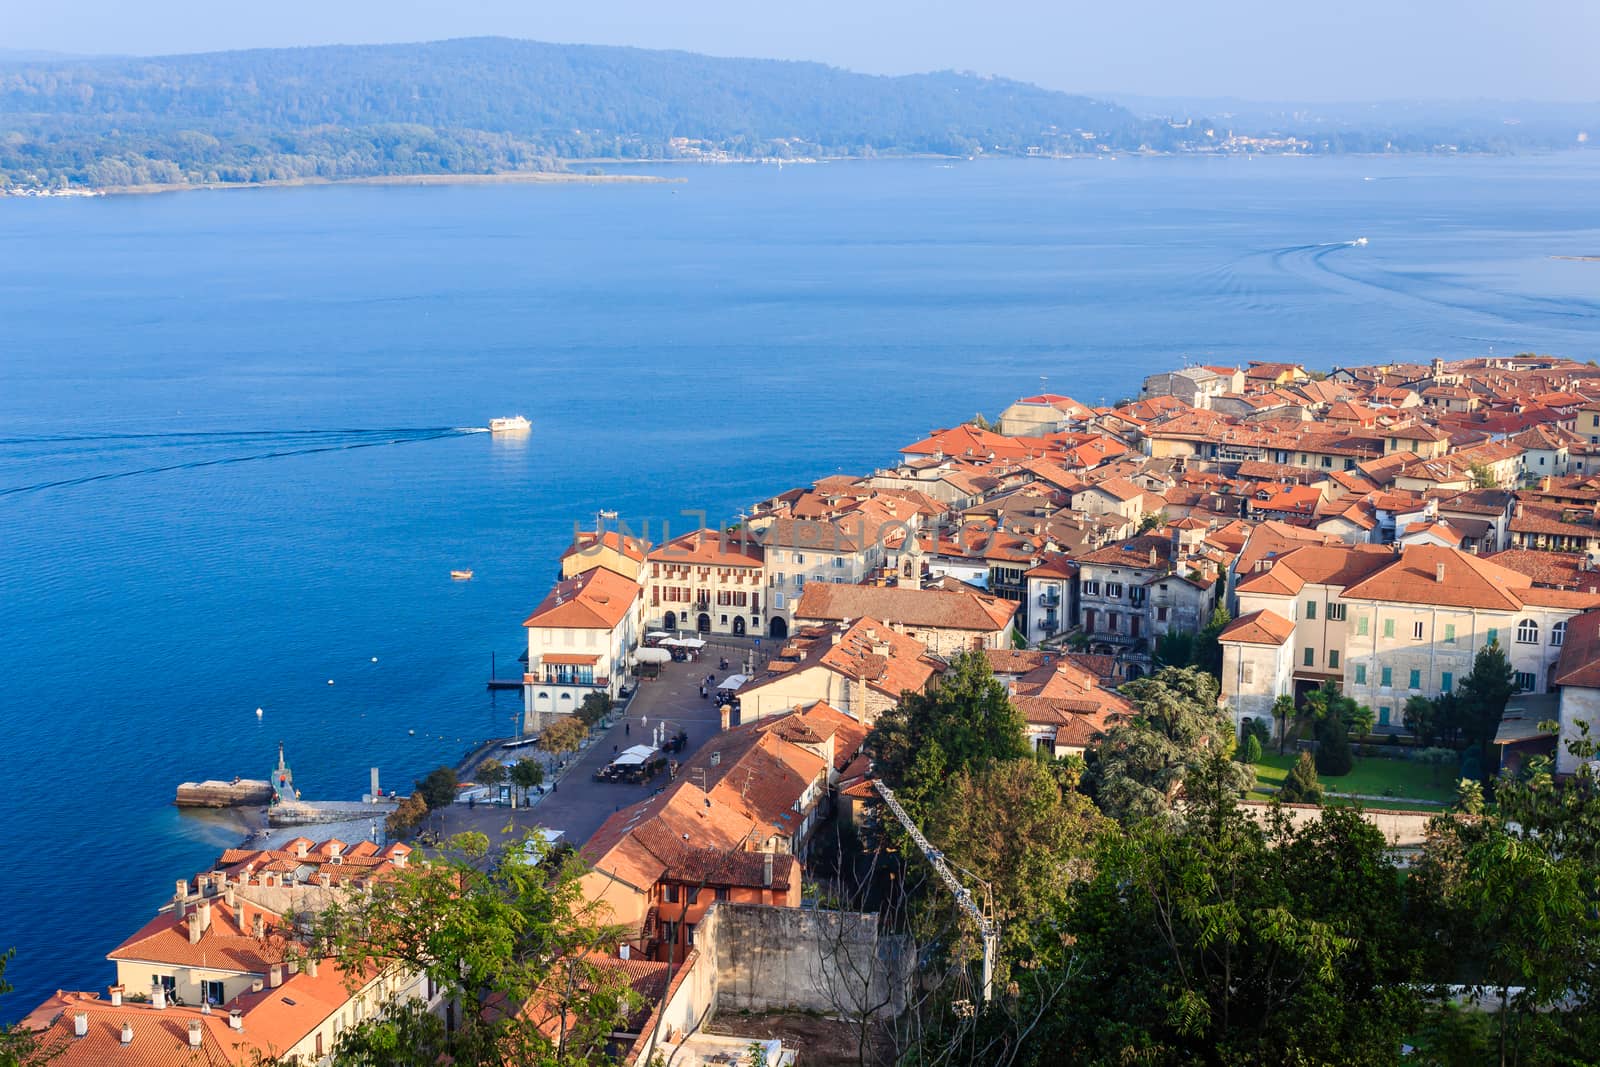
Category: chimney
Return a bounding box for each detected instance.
[175,879,189,901]
[1436,562,1446,583]
[250,980,264,994]
[252,914,265,940]
[198,902,212,933]
[305,957,319,979]
[187,1021,203,1049]
[73,1012,88,1038]
[1515,502,1524,518]
[762,853,774,888]
[120,1023,133,1046]
[187,911,203,945]
[108,986,123,1007]
[269,965,283,989]
[295,840,308,859]
[228,1011,244,1032]
[151,980,167,1010]
[224,886,236,907]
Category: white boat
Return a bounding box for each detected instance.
[1352,237,1369,247]
[489,415,531,433]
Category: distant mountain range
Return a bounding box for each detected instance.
[0,38,1594,191]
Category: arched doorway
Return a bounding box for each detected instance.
[769,617,789,640]
[697,613,711,633]
[663,611,676,631]
[733,617,746,636]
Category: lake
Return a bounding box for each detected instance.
[1,154,1598,1014]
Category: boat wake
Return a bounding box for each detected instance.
[0,427,476,497]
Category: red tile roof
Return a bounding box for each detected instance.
[523,566,639,630]
[1554,610,1600,688]
[1219,609,1296,646]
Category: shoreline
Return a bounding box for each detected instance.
[61,170,683,199]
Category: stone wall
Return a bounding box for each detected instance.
[698,903,910,1019]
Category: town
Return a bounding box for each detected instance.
[15,351,1600,1065]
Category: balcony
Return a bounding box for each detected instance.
[1038,591,1061,607]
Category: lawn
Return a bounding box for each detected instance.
[1249,751,1456,806]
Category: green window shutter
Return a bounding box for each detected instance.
[1444,623,1456,643]
[1356,616,1369,636]
[1383,619,1395,638]
[1304,647,1316,667]
[1329,650,1340,668]
[1381,667,1392,687]
[1441,671,1453,691]
[1355,664,1367,684]
[1409,669,1421,689]
[1306,599,1316,620]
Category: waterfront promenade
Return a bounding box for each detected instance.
[433,637,770,850]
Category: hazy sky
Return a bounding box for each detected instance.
[7,0,1598,102]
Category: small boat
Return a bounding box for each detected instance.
[1352,237,1369,247]
[489,416,531,433]
[450,569,474,581]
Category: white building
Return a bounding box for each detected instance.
[523,565,641,730]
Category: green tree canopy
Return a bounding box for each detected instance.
[415,766,460,811]
[866,650,1030,821]
[1090,666,1252,823]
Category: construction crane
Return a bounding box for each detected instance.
[872,779,999,1003]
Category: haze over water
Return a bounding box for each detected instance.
[1,154,1598,1013]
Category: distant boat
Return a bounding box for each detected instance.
[450,569,474,581]
[489,415,531,433]
[1352,237,1369,247]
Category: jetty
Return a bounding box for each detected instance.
[175,778,273,808]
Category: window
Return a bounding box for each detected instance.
[1381,667,1393,687]
[1383,619,1395,639]
[1354,664,1367,685]
[794,553,806,564]
[1242,664,1255,685]
[715,887,729,902]
[1082,580,1100,597]
[1356,616,1369,636]
[1327,602,1346,621]
[1444,623,1456,644]
[1514,671,1537,692]
[794,575,805,589]
[1411,621,1424,640]
[1409,669,1421,690]
[1305,599,1317,620]
[203,981,225,1007]
[1553,621,1567,647]
[1156,605,1169,622]
[1107,582,1124,599]
[833,557,845,568]
[773,592,785,609]
[1441,671,1453,692]
[1304,647,1316,667]
[1378,706,1391,726]
[1517,619,1538,644]
[664,884,680,903]
[1328,650,1340,669]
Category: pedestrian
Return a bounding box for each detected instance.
[625,722,631,736]
[613,744,619,754]
[700,684,707,698]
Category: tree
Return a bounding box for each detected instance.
[1190,604,1231,679]
[1467,461,1497,489]
[1040,761,1421,1063]
[1137,511,1167,533]
[1457,642,1515,774]
[1277,751,1323,804]
[1455,778,1485,814]
[1239,733,1263,765]
[1271,693,1296,755]
[1090,666,1252,823]
[1404,694,1439,746]
[510,759,545,803]
[866,650,1029,821]
[1152,628,1195,669]
[475,758,507,790]
[540,716,590,760]
[310,832,638,1066]
[576,692,612,728]
[386,791,430,838]
[0,948,61,1066]
[1315,714,1354,776]
[415,766,459,811]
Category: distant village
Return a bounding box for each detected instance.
[22,352,1600,1064]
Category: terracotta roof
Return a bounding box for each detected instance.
[1340,545,1531,611]
[1554,610,1600,688]
[646,528,764,568]
[793,583,1016,633]
[523,566,639,630]
[1218,609,1296,646]
[562,529,649,564]
[108,900,288,973]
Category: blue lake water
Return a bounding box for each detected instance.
[1,154,1598,1014]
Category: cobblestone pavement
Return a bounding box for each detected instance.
[431,636,772,853]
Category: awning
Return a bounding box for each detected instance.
[646,631,672,639]
[612,744,659,766]
[717,674,749,691]
[542,653,600,666]
[634,648,672,665]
